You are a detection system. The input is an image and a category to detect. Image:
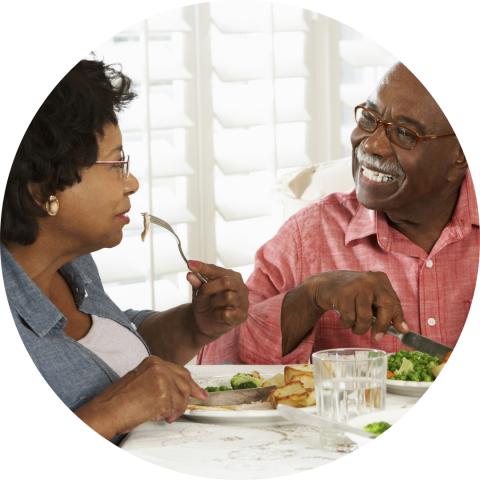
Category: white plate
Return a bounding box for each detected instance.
[386,379,432,396]
[183,370,317,426]
[347,406,412,431]
[386,352,435,397]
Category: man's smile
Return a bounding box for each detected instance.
[361,164,396,183]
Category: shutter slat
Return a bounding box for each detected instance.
[92,235,147,283]
[340,83,377,110]
[154,280,188,311]
[153,232,190,275]
[340,40,397,68]
[150,92,194,129]
[211,1,309,33]
[214,127,273,175]
[148,43,192,81]
[216,216,280,267]
[215,174,272,221]
[148,9,191,32]
[151,187,196,224]
[151,139,195,177]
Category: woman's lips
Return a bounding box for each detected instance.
[116,209,131,225]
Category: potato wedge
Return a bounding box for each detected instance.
[290,372,315,390]
[269,380,316,409]
[440,351,453,365]
[262,373,285,388]
[284,364,314,384]
[432,363,445,378]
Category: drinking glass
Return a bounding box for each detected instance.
[312,348,387,453]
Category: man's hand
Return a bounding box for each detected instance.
[307,270,409,340]
[187,260,249,339]
[281,270,410,356]
[74,356,207,440]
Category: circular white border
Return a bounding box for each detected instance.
[1,1,478,479]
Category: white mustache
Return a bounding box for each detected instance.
[356,146,405,177]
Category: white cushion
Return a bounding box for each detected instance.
[273,157,354,221]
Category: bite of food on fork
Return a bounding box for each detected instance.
[140,212,250,340]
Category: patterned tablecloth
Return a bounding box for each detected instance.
[120,365,418,479]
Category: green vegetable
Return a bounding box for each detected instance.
[393,357,414,376]
[205,386,220,392]
[362,421,392,435]
[388,351,440,382]
[230,373,263,390]
[205,385,232,392]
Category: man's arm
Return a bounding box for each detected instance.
[280,279,326,357]
[281,270,411,357]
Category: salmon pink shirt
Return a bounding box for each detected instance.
[198,169,479,365]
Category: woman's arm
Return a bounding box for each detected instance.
[138,261,249,366]
[137,304,209,366]
[74,356,207,440]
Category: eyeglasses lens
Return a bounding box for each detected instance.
[355,107,417,149]
[388,126,417,149]
[356,108,377,133]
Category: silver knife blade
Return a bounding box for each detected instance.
[333,306,452,361]
[188,385,277,407]
[385,325,452,359]
[276,405,378,439]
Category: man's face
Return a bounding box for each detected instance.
[351,66,460,215]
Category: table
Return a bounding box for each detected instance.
[120,365,418,479]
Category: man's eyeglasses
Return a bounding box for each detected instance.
[354,103,456,150]
[95,149,130,178]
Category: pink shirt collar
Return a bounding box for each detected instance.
[345,168,478,259]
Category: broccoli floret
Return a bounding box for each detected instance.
[362,421,392,435]
[230,373,263,390]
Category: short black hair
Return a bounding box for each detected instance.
[1,56,137,246]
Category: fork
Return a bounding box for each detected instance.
[142,213,208,284]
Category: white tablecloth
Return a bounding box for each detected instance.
[120,365,418,479]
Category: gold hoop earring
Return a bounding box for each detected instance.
[46,195,60,216]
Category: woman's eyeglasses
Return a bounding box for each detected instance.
[354,103,456,150]
[95,149,130,178]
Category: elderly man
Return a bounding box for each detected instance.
[197,62,477,365]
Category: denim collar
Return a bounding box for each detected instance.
[1,243,92,338]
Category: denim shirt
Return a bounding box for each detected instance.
[1,243,155,445]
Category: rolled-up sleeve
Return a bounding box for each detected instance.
[123,309,156,330]
[198,214,317,365]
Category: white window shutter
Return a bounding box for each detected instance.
[90,4,397,313]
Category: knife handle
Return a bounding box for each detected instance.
[333,306,404,341]
[371,317,404,340]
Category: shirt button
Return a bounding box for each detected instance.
[427,318,436,326]
[84,291,88,298]
[130,322,137,331]
[426,260,433,268]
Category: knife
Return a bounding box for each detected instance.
[383,324,452,359]
[276,404,378,439]
[332,306,452,360]
[188,385,277,407]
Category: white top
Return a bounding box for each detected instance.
[78,315,149,378]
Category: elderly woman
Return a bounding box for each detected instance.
[1,58,249,445]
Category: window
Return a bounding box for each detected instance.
[92,1,397,317]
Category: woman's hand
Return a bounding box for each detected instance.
[187,260,249,340]
[74,356,207,440]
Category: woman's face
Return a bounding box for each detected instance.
[51,123,139,255]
